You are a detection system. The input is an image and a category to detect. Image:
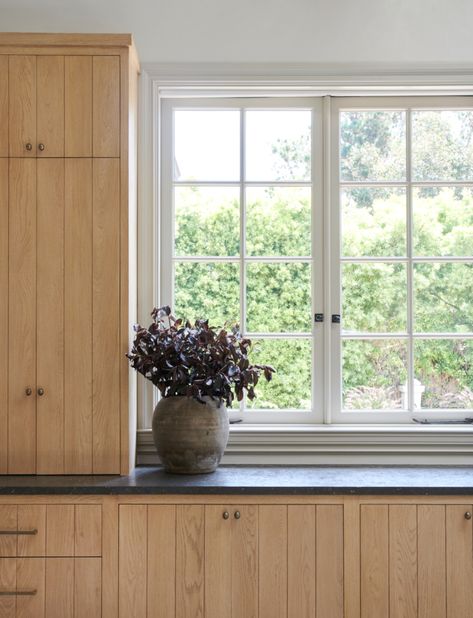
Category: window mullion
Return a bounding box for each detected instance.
[406,107,414,416]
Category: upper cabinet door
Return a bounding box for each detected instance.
[65,57,92,157]
[37,56,64,157]
[0,57,8,156]
[93,56,120,157]
[9,55,36,157]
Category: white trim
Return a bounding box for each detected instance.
[137,425,473,465]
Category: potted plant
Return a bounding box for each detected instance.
[127,306,275,474]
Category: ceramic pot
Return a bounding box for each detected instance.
[152,396,229,474]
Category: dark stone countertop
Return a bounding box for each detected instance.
[0,465,473,495]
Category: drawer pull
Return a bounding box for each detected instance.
[0,529,38,536]
[465,512,472,520]
[0,590,37,596]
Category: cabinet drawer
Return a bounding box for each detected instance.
[0,557,101,617]
[0,505,101,557]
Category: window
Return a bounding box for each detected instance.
[159,96,473,425]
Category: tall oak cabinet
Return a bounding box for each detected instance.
[0,34,139,475]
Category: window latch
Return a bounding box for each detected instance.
[331,314,341,324]
[413,417,473,424]
[314,313,324,323]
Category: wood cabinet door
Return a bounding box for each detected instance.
[0,158,7,473]
[36,56,64,158]
[446,505,473,618]
[0,58,7,156]
[9,56,36,157]
[8,158,36,473]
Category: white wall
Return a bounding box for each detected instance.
[0,0,472,65]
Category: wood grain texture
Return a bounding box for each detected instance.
[93,56,120,157]
[0,33,133,47]
[316,505,344,618]
[16,557,45,617]
[344,498,361,618]
[75,505,101,557]
[0,506,17,557]
[102,498,118,618]
[446,504,473,618]
[0,57,7,155]
[36,158,65,474]
[204,506,232,618]
[288,505,315,618]
[360,505,389,618]
[46,505,74,557]
[418,505,446,618]
[232,505,258,618]
[65,57,92,157]
[259,505,288,618]
[45,557,74,618]
[37,55,64,157]
[389,505,417,618]
[64,159,93,474]
[17,505,46,557]
[92,158,120,473]
[148,505,176,618]
[75,558,101,618]
[118,505,147,618]
[9,55,36,157]
[8,158,36,474]
[0,159,7,473]
[0,558,16,617]
[176,505,205,618]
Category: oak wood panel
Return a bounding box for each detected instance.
[232,505,258,618]
[8,158,36,473]
[0,558,16,617]
[205,506,232,618]
[93,56,120,157]
[288,505,315,618]
[0,58,7,156]
[64,159,93,473]
[75,505,101,557]
[102,498,118,618]
[148,505,176,618]
[17,505,46,557]
[418,505,446,618]
[16,557,45,617]
[389,505,417,618]
[46,505,74,557]
[45,557,74,618]
[118,505,147,618]
[37,55,64,157]
[65,57,92,157]
[176,505,205,618]
[446,504,473,618]
[0,159,7,473]
[0,33,133,47]
[360,505,389,618]
[9,56,36,157]
[316,505,344,618]
[75,558,101,618]
[36,158,65,474]
[259,505,287,618]
[0,506,17,556]
[92,158,120,473]
[344,498,361,618]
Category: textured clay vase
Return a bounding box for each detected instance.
[152,396,229,474]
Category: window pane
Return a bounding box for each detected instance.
[340,111,406,182]
[247,339,311,409]
[342,187,406,257]
[174,262,239,327]
[412,110,473,181]
[414,263,473,333]
[246,187,311,256]
[174,110,240,181]
[415,339,473,408]
[342,339,408,410]
[342,263,407,333]
[245,110,311,181]
[413,187,473,257]
[174,186,240,257]
[246,263,311,332]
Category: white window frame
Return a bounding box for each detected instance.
[136,64,473,463]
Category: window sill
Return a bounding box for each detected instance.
[137,424,473,465]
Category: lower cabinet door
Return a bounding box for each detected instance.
[118,503,345,618]
[360,503,473,618]
[0,557,101,618]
